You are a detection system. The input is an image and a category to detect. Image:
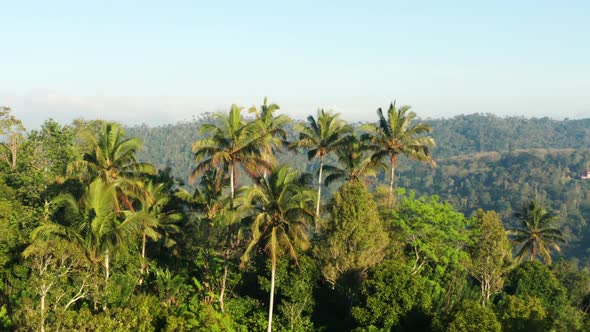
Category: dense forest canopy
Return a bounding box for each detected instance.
[1,104,590,331]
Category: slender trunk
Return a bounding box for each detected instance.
[105,250,110,283]
[267,256,277,332]
[481,278,486,307]
[40,286,46,332]
[316,156,324,226]
[219,260,228,313]
[263,146,270,179]
[388,155,397,207]
[10,136,17,170]
[103,251,110,311]
[230,161,235,206]
[139,232,147,284]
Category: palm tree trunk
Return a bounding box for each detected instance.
[316,156,324,223]
[105,250,110,283]
[388,155,397,207]
[219,259,228,313]
[40,284,47,332]
[267,255,277,332]
[230,161,235,206]
[263,146,270,179]
[140,232,147,281]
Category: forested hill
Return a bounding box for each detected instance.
[127,113,590,181]
[126,113,590,261]
[425,114,590,158]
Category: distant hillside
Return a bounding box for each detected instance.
[127,113,590,182]
[425,114,590,158]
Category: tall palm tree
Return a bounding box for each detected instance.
[295,110,352,219]
[192,105,267,203]
[249,97,291,178]
[508,200,565,264]
[68,122,155,185]
[323,134,386,187]
[241,165,315,332]
[136,180,181,277]
[67,122,156,210]
[362,102,435,206]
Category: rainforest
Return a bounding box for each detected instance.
[0,103,590,332]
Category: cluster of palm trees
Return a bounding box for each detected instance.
[26,99,566,332]
[31,123,181,311]
[190,98,437,331]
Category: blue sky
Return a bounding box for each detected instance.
[1,0,589,128]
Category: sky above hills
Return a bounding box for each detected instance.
[2,0,590,129]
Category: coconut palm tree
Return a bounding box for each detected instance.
[33,179,145,301]
[323,134,386,187]
[67,121,155,185]
[67,122,156,210]
[249,97,291,178]
[241,165,315,332]
[136,180,181,277]
[177,168,229,224]
[295,109,352,219]
[177,168,236,313]
[508,200,565,264]
[191,105,267,203]
[362,102,435,206]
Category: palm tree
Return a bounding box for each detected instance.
[177,168,235,313]
[323,134,386,187]
[249,97,291,178]
[241,165,315,332]
[67,122,156,210]
[68,122,155,185]
[136,180,181,277]
[177,168,229,224]
[295,109,352,220]
[33,179,144,298]
[508,200,565,264]
[362,102,435,206]
[191,105,267,203]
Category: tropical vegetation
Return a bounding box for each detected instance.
[0,102,589,331]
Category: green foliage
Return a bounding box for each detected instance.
[318,181,389,288]
[505,261,567,307]
[465,210,512,306]
[2,111,590,331]
[258,253,318,332]
[548,304,587,332]
[448,300,501,332]
[166,296,237,332]
[225,297,267,331]
[353,259,433,330]
[553,260,590,311]
[389,190,471,279]
[0,305,12,330]
[497,295,547,332]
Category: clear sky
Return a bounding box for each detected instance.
[2,0,589,129]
